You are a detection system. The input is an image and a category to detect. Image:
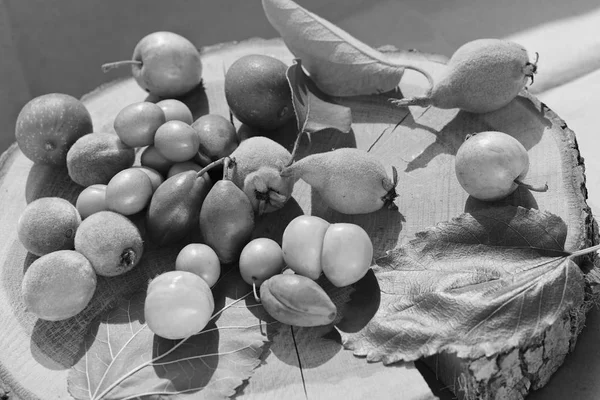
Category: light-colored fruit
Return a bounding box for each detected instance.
[75,184,108,219]
[105,168,153,215]
[132,166,164,192]
[455,131,530,201]
[15,93,93,166]
[66,133,135,187]
[281,215,329,280]
[392,39,538,113]
[104,31,202,98]
[113,101,166,147]
[228,136,294,214]
[22,250,97,321]
[145,270,214,340]
[191,114,239,165]
[260,274,337,327]
[321,223,373,287]
[154,120,200,162]
[281,148,398,214]
[157,99,193,124]
[18,197,81,256]
[239,238,284,287]
[199,180,255,264]
[140,145,173,176]
[175,243,221,287]
[74,211,143,277]
[224,54,294,130]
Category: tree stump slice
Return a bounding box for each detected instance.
[0,38,597,400]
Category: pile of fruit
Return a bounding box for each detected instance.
[14,0,547,346]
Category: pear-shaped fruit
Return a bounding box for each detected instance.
[228,136,295,214]
[281,148,398,214]
[146,170,212,246]
[199,180,254,264]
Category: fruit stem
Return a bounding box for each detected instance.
[223,156,236,181]
[253,282,260,303]
[196,156,230,179]
[389,96,433,108]
[101,60,142,73]
[514,179,549,193]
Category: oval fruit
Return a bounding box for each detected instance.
[15,93,93,166]
[281,215,330,280]
[132,166,164,192]
[145,270,214,340]
[175,243,221,287]
[191,114,239,165]
[106,168,153,215]
[140,145,173,176]
[18,197,81,256]
[224,54,294,130]
[239,238,284,287]
[321,223,373,287]
[113,101,166,148]
[154,120,200,162]
[260,274,337,327]
[157,99,193,124]
[75,184,108,219]
[21,250,97,321]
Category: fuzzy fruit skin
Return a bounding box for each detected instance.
[281,215,330,280]
[260,274,337,327]
[131,31,202,98]
[145,270,214,340]
[224,54,294,130]
[74,211,144,277]
[22,250,97,321]
[199,180,255,264]
[282,148,396,214]
[18,197,81,256]
[67,133,135,187]
[455,131,529,201]
[432,39,532,113]
[16,93,93,166]
[321,223,373,287]
[229,136,295,214]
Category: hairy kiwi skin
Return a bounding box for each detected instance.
[282,148,397,214]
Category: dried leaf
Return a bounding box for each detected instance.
[262,0,406,96]
[339,206,585,363]
[286,59,352,134]
[68,269,277,400]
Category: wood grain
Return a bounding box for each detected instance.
[0,37,596,400]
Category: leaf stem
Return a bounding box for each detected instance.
[568,243,600,259]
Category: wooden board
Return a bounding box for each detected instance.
[0,37,597,400]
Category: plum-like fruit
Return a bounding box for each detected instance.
[113,101,166,148]
[281,215,330,280]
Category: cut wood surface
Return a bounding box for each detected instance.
[0,37,597,400]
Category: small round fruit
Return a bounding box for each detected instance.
[15,93,93,166]
[455,131,529,201]
[321,223,373,287]
[18,197,81,256]
[157,99,193,124]
[154,120,200,162]
[140,145,172,176]
[239,238,284,287]
[105,168,153,215]
[175,243,221,287]
[224,54,294,130]
[191,114,239,165]
[113,101,166,147]
[281,215,330,280]
[130,31,202,98]
[76,184,108,219]
[74,211,143,276]
[145,270,215,340]
[132,166,164,192]
[167,161,202,178]
[21,250,97,321]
